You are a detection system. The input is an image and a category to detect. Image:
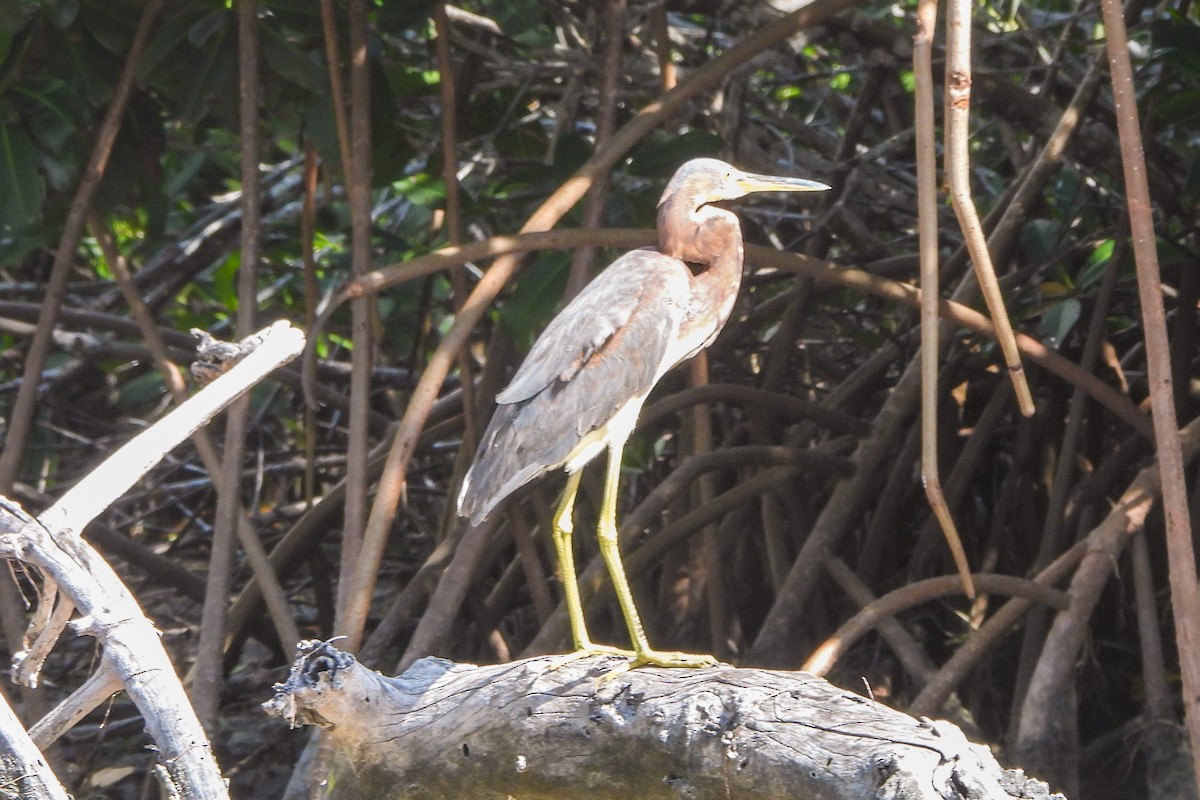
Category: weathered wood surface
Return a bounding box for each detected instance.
[266,641,1062,799]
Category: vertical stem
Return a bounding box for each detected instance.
[194,0,260,731]
[565,0,627,300]
[335,0,375,650]
[915,0,974,598]
[317,0,354,186]
[301,143,320,509]
[650,4,676,91]
[944,0,1035,416]
[1099,0,1200,788]
[432,4,478,453]
[690,354,731,658]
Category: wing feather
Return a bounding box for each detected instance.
[458,251,691,524]
[497,249,667,404]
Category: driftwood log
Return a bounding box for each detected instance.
[266,640,1062,799]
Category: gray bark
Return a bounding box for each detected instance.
[266,641,1064,800]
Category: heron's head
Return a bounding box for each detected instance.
[655,158,828,259]
[658,158,829,213]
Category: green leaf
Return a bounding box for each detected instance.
[393,172,446,208]
[1152,89,1200,126]
[137,7,208,83]
[115,370,166,410]
[0,123,47,233]
[626,130,724,179]
[45,0,79,29]
[261,26,326,93]
[1151,16,1200,77]
[1076,239,1116,293]
[479,0,551,47]
[1038,298,1081,350]
[212,252,241,312]
[1019,218,1059,265]
[0,0,34,63]
[382,64,440,99]
[16,77,85,156]
[164,151,208,200]
[498,251,569,347]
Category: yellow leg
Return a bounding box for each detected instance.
[596,437,717,669]
[552,469,634,658]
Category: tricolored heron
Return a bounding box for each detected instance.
[458,158,829,667]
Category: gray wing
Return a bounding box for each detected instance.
[496,248,663,404]
[458,250,690,524]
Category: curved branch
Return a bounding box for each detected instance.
[803,574,1070,677]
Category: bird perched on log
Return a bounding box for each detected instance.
[458,158,829,667]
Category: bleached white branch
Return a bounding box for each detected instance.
[41,320,305,536]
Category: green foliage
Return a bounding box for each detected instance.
[480,0,552,47]
[0,123,46,242]
[626,130,724,179]
[498,251,569,347]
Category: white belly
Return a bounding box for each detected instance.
[563,390,649,473]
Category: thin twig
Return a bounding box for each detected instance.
[334,0,376,649]
[565,0,627,299]
[650,3,676,91]
[433,3,479,454]
[944,0,1035,416]
[28,665,123,748]
[1130,532,1170,720]
[690,354,732,660]
[1097,0,1200,785]
[915,0,974,599]
[1034,230,1125,570]
[317,0,354,183]
[302,142,320,509]
[193,0,262,732]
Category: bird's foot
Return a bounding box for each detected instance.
[546,643,639,671]
[630,649,720,669]
[549,645,720,678]
[580,643,639,659]
[590,648,720,683]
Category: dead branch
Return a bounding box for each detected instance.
[0,322,305,799]
[267,642,1064,800]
